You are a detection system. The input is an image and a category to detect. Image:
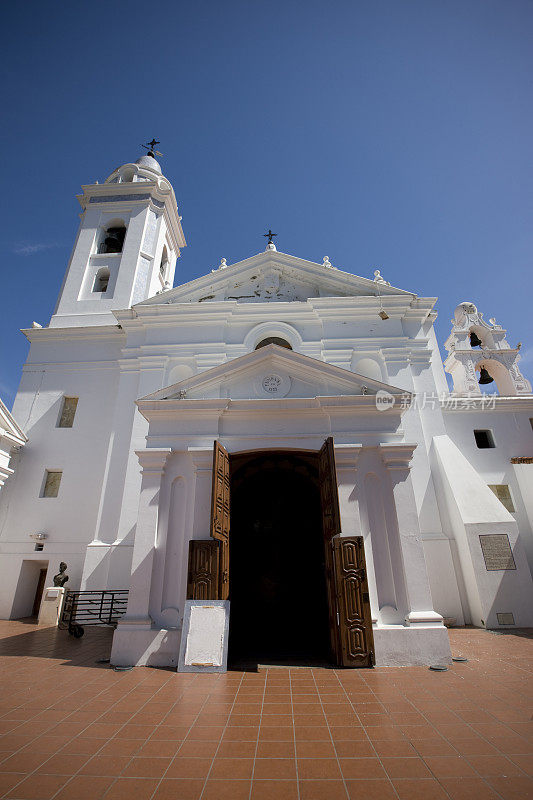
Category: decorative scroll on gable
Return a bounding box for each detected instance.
[198,266,342,304]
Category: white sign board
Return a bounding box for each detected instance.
[178,600,230,673]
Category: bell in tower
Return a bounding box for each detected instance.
[102,227,126,254]
[470,331,483,348]
[478,367,494,385]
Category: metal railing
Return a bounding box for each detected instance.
[60,590,128,637]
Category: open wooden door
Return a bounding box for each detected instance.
[332,537,375,667]
[318,437,343,663]
[210,441,230,600]
[319,437,374,667]
[187,441,231,601]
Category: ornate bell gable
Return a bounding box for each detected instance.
[444,302,531,395]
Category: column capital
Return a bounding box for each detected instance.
[135,448,172,473]
[379,443,417,470]
[333,444,363,470]
[188,446,214,473]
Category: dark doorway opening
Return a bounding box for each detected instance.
[32,569,48,618]
[228,452,331,668]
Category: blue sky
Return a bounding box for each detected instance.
[1,0,532,406]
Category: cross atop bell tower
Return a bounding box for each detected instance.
[50,149,186,328]
[141,139,163,157]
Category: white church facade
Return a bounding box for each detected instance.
[1,151,532,668]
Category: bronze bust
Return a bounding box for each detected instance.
[53,562,69,587]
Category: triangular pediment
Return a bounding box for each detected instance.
[140,345,409,403]
[0,399,27,444]
[137,250,413,307]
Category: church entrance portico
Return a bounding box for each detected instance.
[111,432,452,669]
[187,440,376,669]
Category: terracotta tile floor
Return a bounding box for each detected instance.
[0,621,532,800]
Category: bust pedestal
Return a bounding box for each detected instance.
[38,587,67,626]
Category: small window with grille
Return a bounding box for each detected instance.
[41,471,62,498]
[488,485,515,513]
[57,397,78,428]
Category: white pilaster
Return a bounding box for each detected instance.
[119,448,171,626]
[380,443,443,625]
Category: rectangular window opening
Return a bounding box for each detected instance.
[58,397,78,428]
[474,429,495,449]
[34,543,44,552]
[42,470,62,498]
[488,484,515,513]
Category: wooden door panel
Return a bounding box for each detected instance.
[318,437,341,541]
[210,441,230,600]
[324,545,341,663]
[318,437,342,661]
[333,536,374,667]
[187,540,220,600]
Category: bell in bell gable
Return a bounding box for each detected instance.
[478,366,494,385]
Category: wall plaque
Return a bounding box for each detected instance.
[479,534,516,571]
[497,612,515,625]
[178,600,230,673]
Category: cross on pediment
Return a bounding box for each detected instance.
[263,229,277,244]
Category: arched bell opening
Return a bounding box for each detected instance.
[92,267,110,293]
[470,330,483,348]
[475,360,515,396]
[159,245,169,279]
[469,325,495,350]
[97,219,127,254]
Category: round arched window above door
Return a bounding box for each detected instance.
[255,337,292,350]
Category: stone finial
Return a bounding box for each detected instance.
[323,256,332,268]
[265,241,277,252]
[373,269,387,283]
[219,258,227,269]
[32,321,42,328]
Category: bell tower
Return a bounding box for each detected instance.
[50,147,186,328]
[444,302,531,395]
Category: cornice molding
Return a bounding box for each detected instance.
[22,325,123,343]
[443,396,533,411]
